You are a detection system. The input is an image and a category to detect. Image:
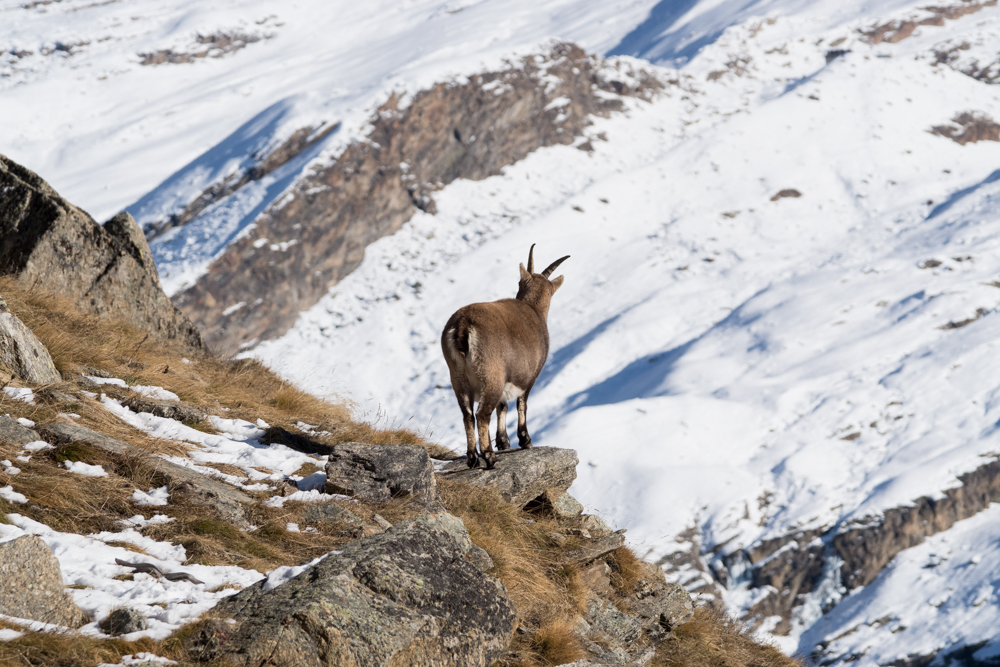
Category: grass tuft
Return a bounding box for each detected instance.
[529,618,586,666]
[608,545,645,596]
[653,606,804,667]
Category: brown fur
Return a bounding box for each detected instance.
[441,245,568,468]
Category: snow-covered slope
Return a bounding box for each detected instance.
[7,0,1000,662]
[0,0,660,235]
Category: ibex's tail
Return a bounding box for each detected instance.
[443,316,474,362]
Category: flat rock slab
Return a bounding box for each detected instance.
[325,442,442,509]
[0,415,42,445]
[0,299,60,384]
[39,421,252,527]
[194,513,514,667]
[439,446,578,508]
[301,501,365,527]
[0,535,88,627]
[562,533,626,565]
[120,393,207,423]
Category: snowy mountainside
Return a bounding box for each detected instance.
[6,0,1000,662]
[250,1,1000,661]
[0,0,662,261]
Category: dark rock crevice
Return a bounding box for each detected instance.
[172,42,662,351]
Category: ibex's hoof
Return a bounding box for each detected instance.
[497,439,511,451]
[518,438,533,449]
[481,451,498,469]
[467,451,479,468]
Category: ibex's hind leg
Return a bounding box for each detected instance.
[495,401,511,451]
[476,384,504,469]
[516,392,533,449]
[454,386,478,468]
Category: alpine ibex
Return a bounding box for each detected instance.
[441,245,569,468]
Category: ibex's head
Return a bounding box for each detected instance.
[517,244,569,314]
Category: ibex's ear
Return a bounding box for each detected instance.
[550,275,564,291]
[519,263,530,282]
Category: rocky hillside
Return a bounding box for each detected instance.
[0,156,203,350]
[159,44,659,351]
[0,163,794,666]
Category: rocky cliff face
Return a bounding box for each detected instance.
[0,155,203,349]
[169,43,660,351]
[711,455,1000,640]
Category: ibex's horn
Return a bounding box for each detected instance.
[527,244,536,274]
[541,255,570,278]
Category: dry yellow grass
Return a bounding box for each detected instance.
[653,607,805,667]
[0,277,426,448]
[608,545,645,596]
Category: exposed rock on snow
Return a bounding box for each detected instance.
[0,295,60,385]
[859,0,996,44]
[145,122,339,240]
[99,608,148,636]
[719,456,1000,635]
[118,391,208,424]
[0,534,89,628]
[931,111,1000,145]
[439,446,578,508]
[0,155,203,349]
[190,513,516,667]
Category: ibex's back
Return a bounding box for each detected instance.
[442,299,548,403]
[441,245,568,469]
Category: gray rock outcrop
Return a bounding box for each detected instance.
[0,295,60,384]
[439,446,578,507]
[119,391,207,423]
[0,154,203,348]
[301,501,365,528]
[325,442,442,509]
[190,513,515,667]
[0,414,43,445]
[0,535,89,627]
[99,607,148,635]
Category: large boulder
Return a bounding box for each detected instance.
[0,295,60,384]
[0,535,89,627]
[0,155,203,348]
[190,513,514,667]
[439,446,578,507]
[325,442,442,509]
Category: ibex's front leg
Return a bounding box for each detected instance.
[495,401,511,451]
[516,392,532,449]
